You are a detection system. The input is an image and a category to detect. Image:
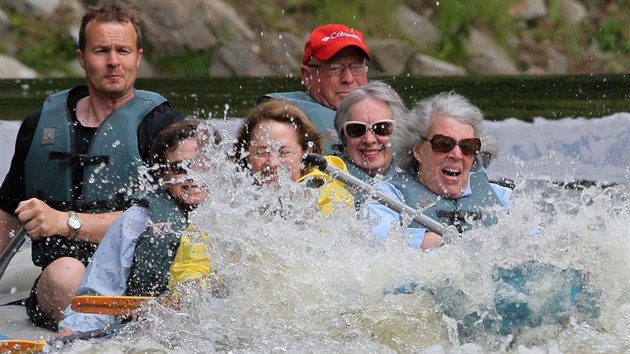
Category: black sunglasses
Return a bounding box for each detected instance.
[420,134,481,156]
[343,119,394,138]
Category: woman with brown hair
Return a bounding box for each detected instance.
[233,99,352,215]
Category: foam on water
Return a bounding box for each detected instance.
[485,113,630,184]
[58,143,630,353]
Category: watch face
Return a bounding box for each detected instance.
[69,217,81,230]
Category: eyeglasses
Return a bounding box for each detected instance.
[343,119,394,138]
[252,147,296,160]
[308,62,368,77]
[167,159,208,175]
[420,134,481,156]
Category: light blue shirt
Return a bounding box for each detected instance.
[58,205,150,332]
[365,172,512,248]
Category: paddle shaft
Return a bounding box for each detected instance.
[57,325,119,344]
[0,228,27,280]
[304,154,447,236]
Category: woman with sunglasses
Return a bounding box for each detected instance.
[333,81,406,182]
[372,93,600,340]
[233,99,353,215]
[366,92,512,249]
[59,119,223,335]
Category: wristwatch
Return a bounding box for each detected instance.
[66,211,82,239]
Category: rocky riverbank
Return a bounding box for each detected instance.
[0,0,627,79]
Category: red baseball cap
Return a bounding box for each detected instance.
[302,24,370,65]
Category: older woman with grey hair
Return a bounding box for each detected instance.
[333,80,407,181]
[366,91,512,249]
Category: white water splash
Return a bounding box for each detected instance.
[58,145,630,353]
[1,115,629,352]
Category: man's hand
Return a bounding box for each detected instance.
[15,198,66,239]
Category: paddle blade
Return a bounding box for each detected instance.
[0,228,28,281]
[71,295,153,316]
[0,339,46,353]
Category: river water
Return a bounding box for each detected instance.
[0,77,629,353]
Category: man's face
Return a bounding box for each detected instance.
[301,47,368,110]
[77,20,142,101]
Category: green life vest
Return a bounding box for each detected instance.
[26,88,166,267]
[389,170,502,233]
[126,188,189,297]
[263,91,338,154]
[25,88,166,212]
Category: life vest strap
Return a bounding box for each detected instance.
[44,194,130,212]
[436,209,483,233]
[49,151,110,168]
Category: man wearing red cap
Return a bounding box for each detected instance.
[260,23,370,153]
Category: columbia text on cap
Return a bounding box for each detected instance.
[302,24,370,65]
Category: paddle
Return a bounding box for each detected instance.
[0,338,46,353]
[0,228,28,280]
[0,295,154,352]
[302,154,448,236]
[0,325,120,353]
[71,295,154,316]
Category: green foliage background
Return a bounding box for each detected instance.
[1,0,629,76]
[2,7,76,76]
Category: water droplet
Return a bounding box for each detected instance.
[223,104,230,120]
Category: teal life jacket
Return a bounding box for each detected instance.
[335,152,378,182]
[263,92,338,154]
[334,151,390,209]
[126,188,189,297]
[25,88,166,212]
[26,88,166,267]
[389,170,502,233]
